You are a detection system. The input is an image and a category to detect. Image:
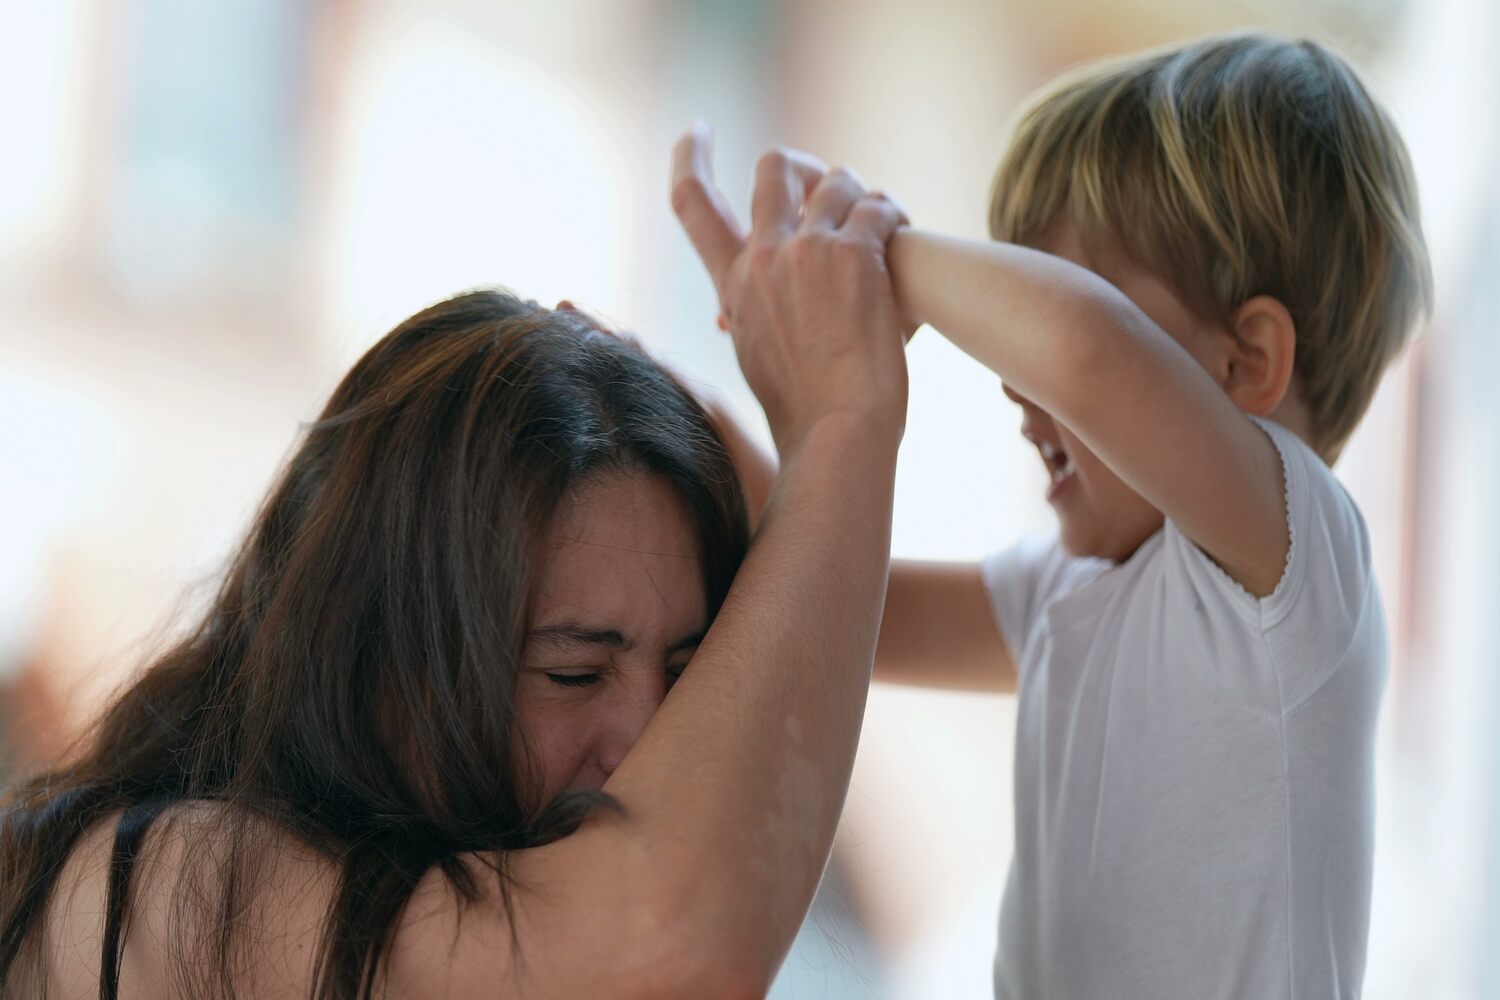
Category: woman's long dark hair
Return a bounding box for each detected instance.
[0,290,749,998]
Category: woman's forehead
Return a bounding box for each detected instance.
[531,471,705,634]
[544,472,699,555]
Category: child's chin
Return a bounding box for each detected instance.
[1058,519,1126,562]
[1057,520,1098,559]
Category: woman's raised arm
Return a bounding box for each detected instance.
[381,131,911,999]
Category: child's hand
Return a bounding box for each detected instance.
[671,123,910,458]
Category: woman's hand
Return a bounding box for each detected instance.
[671,124,910,458]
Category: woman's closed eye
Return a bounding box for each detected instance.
[545,671,603,688]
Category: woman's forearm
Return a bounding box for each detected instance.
[701,396,777,529]
[601,412,896,984]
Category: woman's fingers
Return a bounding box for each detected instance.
[785,149,830,201]
[670,132,914,445]
[802,168,866,232]
[842,193,909,249]
[671,123,746,294]
[749,148,801,238]
[843,193,919,342]
[749,147,829,238]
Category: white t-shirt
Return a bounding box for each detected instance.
[984,417,1385,1000]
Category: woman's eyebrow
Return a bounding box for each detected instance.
[526,623,631,649]
[525,624,706,654]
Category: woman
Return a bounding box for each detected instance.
[1,157,909,998]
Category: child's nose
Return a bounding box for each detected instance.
[1002,381,1047,419]
[1003,382,1050,437]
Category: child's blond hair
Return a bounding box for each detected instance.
[989,32,1432,458]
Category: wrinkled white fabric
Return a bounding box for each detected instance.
[985,417,1384,1000]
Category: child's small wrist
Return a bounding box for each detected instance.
[886,228,929,331]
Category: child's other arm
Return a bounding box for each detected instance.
[709,401,1014,693]
[880,561,1014,692]
[888,230,1289,597]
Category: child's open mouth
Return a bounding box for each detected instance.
[1039,440,1076,501]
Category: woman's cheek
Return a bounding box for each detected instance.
[512,698,576,806]
[532,703,598,802]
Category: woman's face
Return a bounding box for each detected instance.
[513,470,707,809]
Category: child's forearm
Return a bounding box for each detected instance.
[877,561,1015,692]
[886,228,1290,595]
[887,229,1170,432]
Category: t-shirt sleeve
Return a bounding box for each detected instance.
[1161,416,1376,710]
[980,535,1079,675]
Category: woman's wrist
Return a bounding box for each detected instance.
[701,399,777,528]
[779,408,902,480]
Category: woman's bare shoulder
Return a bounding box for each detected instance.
[37,804,637,998]
[32,804,115,999]
[41,801,336,999]
[39,805,553,998]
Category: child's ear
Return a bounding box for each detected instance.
[1223,295,1296,417]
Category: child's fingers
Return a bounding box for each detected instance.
[556,299,639,344]
[670,122,746,293]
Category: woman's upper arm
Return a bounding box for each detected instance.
[874,560,1015,693]
[385,838,751,1000]
[44,812,698,1000]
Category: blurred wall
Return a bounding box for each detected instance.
[1,1,1496,996]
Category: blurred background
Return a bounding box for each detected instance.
[1,0,1496,996]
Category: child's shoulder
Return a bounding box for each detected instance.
[1154,415,1382,704]
[1247,415,1373,588]
[1162,415,1371,601]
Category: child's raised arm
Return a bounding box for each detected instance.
[888,230,1292,597]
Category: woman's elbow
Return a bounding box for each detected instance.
[630,887,781,999]
[620,940,772,1000]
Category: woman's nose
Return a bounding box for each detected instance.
[596,669,668,778]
